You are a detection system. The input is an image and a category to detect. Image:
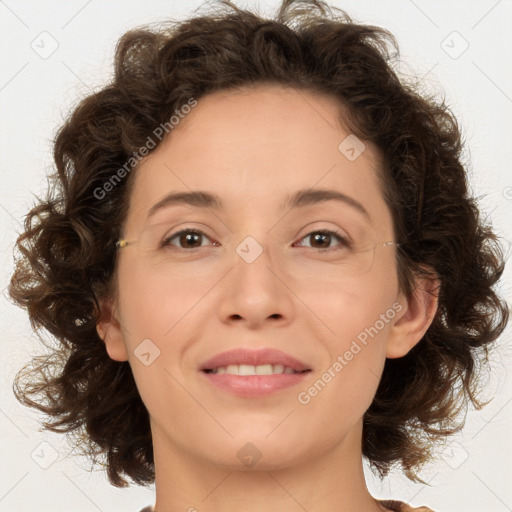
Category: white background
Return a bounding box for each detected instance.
[0,1,511,511]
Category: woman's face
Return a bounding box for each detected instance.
[105,85,405,470]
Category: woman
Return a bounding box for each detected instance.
[9,1,508,511]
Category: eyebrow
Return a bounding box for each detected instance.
[147,188,370,219]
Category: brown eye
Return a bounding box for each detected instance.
[162,229,214,249]
[296,230,348,251]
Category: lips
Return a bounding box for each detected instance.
[199,348,312,398]
[199,347,311,373]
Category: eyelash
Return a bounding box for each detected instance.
[160,228,350,252]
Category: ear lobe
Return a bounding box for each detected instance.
[96,297,129,362]
[386,275,440,359]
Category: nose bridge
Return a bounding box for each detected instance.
[228,207,280,270]
[232,231,282,293]
[216,230,293,325]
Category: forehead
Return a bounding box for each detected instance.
[125,85,393,233]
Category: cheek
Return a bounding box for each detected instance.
[297,317,389,434]
[116,257,220,340]
[114,259,210,397]
[296,270,398,414]
[302,266,398,347]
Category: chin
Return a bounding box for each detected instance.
[198,434,312,471]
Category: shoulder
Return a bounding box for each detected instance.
[378,499,436,512]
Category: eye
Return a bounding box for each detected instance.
[160,228,350,252]
[161,229,218,250]
[294,229,350,251]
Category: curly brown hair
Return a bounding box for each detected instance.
[8,0,508,488]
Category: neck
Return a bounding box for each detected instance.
[150,419,386,512]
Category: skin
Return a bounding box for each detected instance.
[98,85,438,512]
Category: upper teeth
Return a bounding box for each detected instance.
[208,364,298,375]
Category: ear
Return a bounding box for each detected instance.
[386,273,440,359]
[96,297,129,362]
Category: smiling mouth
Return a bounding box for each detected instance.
[203,364,311,376]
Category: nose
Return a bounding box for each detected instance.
[216,237,295,329]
